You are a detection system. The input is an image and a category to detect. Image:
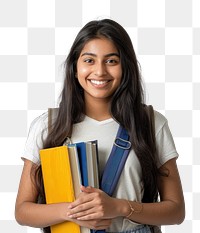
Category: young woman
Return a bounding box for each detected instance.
[15,19,185,233]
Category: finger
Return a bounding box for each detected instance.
[68,193,94,209]
[81,185,96,193]
[70,204,106,220]
[67,203,97,218]
[77,213,98,220]
[74,219,111,230]
[68,209,96,219]
[79,219,112,229]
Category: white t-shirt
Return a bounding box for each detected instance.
[23,110,178,232]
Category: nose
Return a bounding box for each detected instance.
[94,62,107,77]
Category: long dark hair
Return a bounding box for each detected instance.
[34,19,162,232]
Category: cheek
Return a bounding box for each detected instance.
[77,65,90,87]
[115,68,123,82]
[77,65,89,78]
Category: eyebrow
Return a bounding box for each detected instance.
[81,52,120,58]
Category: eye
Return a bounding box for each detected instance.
[105,59,119,65]
[84,58,94,63]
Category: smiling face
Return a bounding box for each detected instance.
[76,37,122,105]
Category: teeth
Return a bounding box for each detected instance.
[90,80,108,85]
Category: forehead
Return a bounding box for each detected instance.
[80,38,118,54]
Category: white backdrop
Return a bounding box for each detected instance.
[0,0,199,232]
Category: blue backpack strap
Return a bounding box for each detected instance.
[92,125,131,233]
[100,125,131,196]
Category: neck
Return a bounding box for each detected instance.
[84,98,112,121]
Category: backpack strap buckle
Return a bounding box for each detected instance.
[114,137,131,150]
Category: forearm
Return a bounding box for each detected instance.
[117,199,185,226]
[15,201,112,230]
[15,202,70,228]
[66,186,185,226]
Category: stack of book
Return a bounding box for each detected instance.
[40,140,99,233]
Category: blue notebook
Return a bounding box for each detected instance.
[72,140,99,188]
[76,142,89,187]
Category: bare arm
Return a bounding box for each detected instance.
[66,158,185,226]
[125,158,185,225]
[15,159,111,230]
[15,159,70,228]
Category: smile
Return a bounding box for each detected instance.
[90,80,110,85]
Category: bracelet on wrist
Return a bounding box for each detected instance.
[126,200,143,218]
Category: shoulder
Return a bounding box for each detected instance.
[153,110,178,166]
[153,110,168,136]
[31,111,48,126]
[28,111,48,136]
[23,112,48,165]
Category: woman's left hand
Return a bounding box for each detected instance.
[67,186,123,220]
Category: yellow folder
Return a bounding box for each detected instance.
[40,146,81,233]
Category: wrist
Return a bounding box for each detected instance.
[125,201,143,219]
[114,199,130,217]
[60,203,72,221]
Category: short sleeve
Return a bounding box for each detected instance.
[22,112,48,165]
[154,111,179,167]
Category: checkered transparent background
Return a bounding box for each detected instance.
[0,0,199,232]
